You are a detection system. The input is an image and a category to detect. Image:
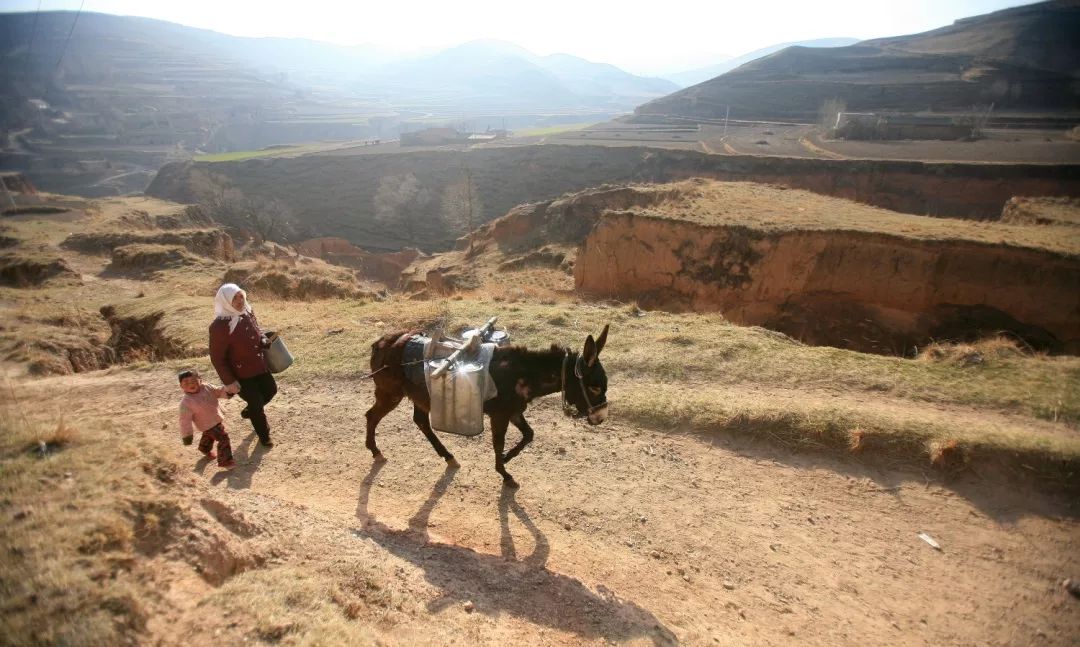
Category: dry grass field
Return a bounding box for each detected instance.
[1,192,1078,646]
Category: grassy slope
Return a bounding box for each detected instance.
[617,181,1080,256]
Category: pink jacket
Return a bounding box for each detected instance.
[178,384,229,437]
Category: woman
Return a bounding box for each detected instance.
[209,283,277,448]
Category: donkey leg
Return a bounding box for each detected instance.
[364,387,402,462]
[413,405,459,467]
[502,413,535,464]
[491,415,518,488]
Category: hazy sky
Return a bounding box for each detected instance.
[0,0,1038,74]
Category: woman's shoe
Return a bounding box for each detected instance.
[240,407,251,419]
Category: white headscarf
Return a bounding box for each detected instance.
[214,283,251,334]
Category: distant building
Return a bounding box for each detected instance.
[400,127,509,146]
[835,112,973,141]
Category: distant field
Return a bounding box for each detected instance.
[515,122,597,137]
[194,141,369,162]
[194,145,312,162]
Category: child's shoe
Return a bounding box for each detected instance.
[201,450,216,460]
[218,459,236,469]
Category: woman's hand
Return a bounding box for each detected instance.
[224,382,241,395]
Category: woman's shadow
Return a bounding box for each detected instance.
[355,463,677,646]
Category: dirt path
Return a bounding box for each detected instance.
[23,371,1080,645]
[798,136,847,160]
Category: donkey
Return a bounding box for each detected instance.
[364,325,609,488]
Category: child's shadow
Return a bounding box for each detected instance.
[193,453,214,475]
[209,431,267,489]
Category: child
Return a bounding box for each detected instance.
[178,368,235,469]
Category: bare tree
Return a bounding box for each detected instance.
[203,187,295,243]
[374,173,431,246]
[441,167,483,255]
[819,98,847,137]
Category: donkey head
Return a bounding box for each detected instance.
[566,324,609,425]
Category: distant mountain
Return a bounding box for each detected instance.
[357,39,677,111]
[638,1,1080,122]
[663,38,859,87]
[0,13,675,195]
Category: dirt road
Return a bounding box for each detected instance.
[26,370,1080,645]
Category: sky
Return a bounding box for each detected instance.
[0,0,1039,74]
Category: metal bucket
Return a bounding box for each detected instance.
[264,333,294,373]
[426,359,486,436]
[462,328,511,346]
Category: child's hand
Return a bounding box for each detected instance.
[225,382,241,395]
[182,435,193,446]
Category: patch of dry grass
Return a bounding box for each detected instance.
[0,251,79,288]
[207,564,400,644]
[225,258,374,301]
[0,402,151,646]
[0,301,113,375]
[109,244,209,273]
[608,180,1080,256]
[614,381,1080,480]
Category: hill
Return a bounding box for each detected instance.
[662,38,859,87]
[0,13,673,196]
[637,1,1080,122]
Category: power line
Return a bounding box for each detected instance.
[53,0,87,75]
[24,0,42,78]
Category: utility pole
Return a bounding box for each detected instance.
[723,105,730,138]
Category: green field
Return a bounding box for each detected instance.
[194,142,349,162]
[514,122,598,137]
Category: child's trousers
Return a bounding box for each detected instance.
[198,423,233,466]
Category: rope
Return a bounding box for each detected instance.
[358,358,428,381]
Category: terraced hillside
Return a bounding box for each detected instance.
[637,1,1080,122]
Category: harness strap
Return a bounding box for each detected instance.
[561,351,604,417]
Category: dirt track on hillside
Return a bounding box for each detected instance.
[24,369,1080,646]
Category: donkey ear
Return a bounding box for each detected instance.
[595,324,609,356]
[583,334,597,366]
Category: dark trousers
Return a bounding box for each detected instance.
[239,372,277,442]
[198,423,233,465]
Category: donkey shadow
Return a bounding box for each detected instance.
[356,463,677,646]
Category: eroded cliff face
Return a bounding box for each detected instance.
[575,213,1080,354]
[146,147,1080,253]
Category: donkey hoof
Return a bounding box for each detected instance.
[445,457,461,469]
[502,478,520,489]
[373,452,388,464]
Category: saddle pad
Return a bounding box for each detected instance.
[402,335,430,386]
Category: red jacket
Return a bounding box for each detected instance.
[209,312,269,384]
